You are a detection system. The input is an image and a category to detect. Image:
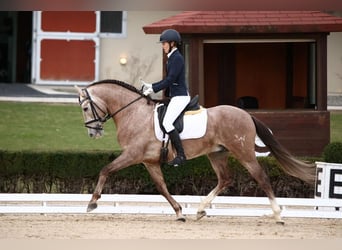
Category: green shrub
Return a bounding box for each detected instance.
[322,142,342,163]
[0,150,315,197]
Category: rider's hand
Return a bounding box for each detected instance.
[140,78,153,95]
[144,83,152,88]
[143,87,154,96]
[140,78,152,89]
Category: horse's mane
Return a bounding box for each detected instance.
[88,79,161,103]
[88,79,142,95]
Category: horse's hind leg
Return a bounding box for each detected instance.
[197,151,231,220]
[239,158,284,225]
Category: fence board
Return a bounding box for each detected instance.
[0,194,341,218]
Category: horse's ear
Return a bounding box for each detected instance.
[74,85,84,96]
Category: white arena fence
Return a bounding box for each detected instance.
[0,193,341,219]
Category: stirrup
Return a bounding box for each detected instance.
[167,155,186,167]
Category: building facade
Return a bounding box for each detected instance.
[1,11,342,156]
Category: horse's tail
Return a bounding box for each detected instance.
[251,116,316,184]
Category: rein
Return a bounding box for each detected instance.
[79,88,144,130]
[107,95,144,119]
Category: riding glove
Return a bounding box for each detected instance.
[140,78,151,88]
[140,79,154,96]
[143,82,152,89]
[143,87,154,96]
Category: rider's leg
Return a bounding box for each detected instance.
[162,96,190,166]
[168,129,186,166]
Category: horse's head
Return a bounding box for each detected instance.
[75,86,107,139]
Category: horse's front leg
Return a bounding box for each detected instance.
[144,163,185,222]
[87,151,136,212]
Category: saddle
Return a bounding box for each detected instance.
[157,95,201,134]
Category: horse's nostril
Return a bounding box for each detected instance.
[89,133,94,137]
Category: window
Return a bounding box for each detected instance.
[99,11,127,38]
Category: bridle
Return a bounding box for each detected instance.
[78,88,144,131]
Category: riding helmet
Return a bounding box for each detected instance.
[159,29,181,44]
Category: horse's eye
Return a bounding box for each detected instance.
[83,107,89,112]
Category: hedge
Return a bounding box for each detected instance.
[0,150,316,198]
[322,142,342,163]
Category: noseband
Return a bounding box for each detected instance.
[78,88,144,131]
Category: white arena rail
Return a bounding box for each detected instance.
[0,193,341,219]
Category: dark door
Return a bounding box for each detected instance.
[203,43,236,107]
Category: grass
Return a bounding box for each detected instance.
[0,101,341,152]
[0,102,120,152]
[330,111,342,142]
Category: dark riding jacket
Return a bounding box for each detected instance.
[152,49,188,97]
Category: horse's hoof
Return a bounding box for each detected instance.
[196,210,206,220]
[276,220,285,225]
[176,217,186,222]
[87,203,97,212]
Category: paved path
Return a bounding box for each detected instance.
[0,83,77,103]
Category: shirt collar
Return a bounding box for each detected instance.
[167,47,177,58]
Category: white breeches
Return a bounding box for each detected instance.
[163,95,191,133]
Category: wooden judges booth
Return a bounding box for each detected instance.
[144,11,342,156]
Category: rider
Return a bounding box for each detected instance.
[142,29,190,167]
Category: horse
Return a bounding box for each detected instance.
[75,79,316,224]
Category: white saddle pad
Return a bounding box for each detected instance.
[154,104,208,141]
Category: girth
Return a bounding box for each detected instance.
[157,95,200,134]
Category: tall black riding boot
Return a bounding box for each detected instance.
[168,130,186,167]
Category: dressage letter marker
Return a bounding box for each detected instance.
[315,162,342,210]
